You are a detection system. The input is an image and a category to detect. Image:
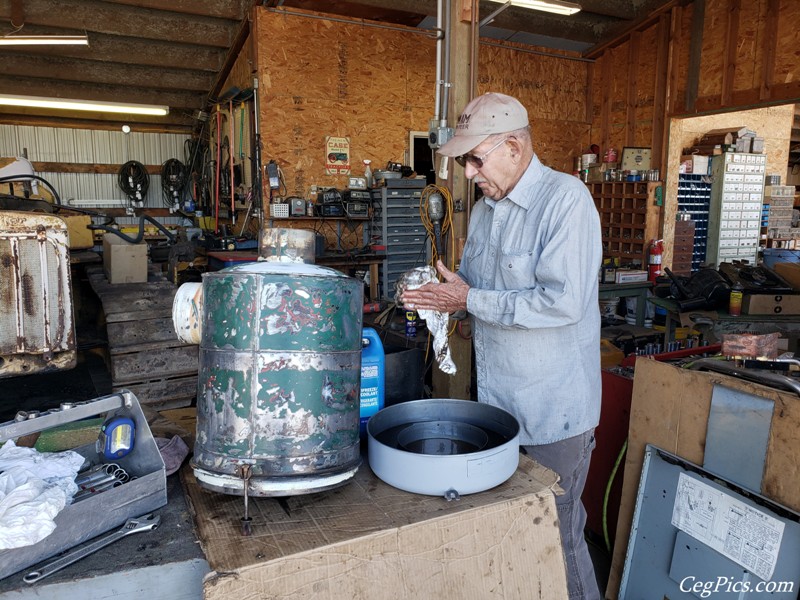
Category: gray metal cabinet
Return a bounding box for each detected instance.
[706,152,766,267]
[370,179,430,300]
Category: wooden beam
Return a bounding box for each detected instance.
[685,0,705,113]
[32,162,164,175]
[207,16,253,104]
[720,0,741,107]
[458,0,473,23]
[693,79,800,113]
[666,4,683,115]
[430,0,472,401]
[0,31,224,71]
[585,60,594,125]
[626,32,640,147]
[0,54,213,92]
[759,0,780,101]
[100,0,249,20]
[600,53,612,153]
[652,13,671,170]
[0,0,237,48]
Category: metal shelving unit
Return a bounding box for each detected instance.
[370,179,429,300]
[676,173,712,272]
[706,152,766,267]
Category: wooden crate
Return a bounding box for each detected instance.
[86,264,198,409]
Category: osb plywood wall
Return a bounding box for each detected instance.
[478,43,591,173]
[255,9,436,199]
[590,0,800,163]
[254,8,591,197]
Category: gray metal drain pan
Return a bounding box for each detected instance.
[367,399,520,497]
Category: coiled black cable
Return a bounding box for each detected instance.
[160,158,187,209]
[117,160,149,207]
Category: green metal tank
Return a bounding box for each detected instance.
[187,261,363,496]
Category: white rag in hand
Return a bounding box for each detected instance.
[0,440,84,549]
[395,266,457,375]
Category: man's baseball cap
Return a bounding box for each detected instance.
[438,92,529,157]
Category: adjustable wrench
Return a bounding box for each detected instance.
[23,513,160,584]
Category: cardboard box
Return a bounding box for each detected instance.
[614,269,648,284]
[607,360,800,598]
[184,455,568,600]
[679,154,709,175]
[103,233,147,284]
[742,292,800,315]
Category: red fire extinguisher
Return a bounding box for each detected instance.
[648,239,664,282]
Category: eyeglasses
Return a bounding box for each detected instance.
[455,137,510,169]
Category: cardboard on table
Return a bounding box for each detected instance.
[183,454,568,600]
[606,360,800,599]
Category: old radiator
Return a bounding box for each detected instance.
[0,211,76,377]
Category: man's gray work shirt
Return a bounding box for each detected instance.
[459,154,602,445]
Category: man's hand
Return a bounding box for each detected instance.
[399,260,469,313]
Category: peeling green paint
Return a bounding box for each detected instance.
[193,264,364,483]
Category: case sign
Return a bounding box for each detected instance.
[325,136,351,175]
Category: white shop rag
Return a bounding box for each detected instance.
[395,266,457,375]
[0,440,84,549]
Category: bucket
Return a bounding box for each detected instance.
[360,328,385,437]
[599,297,620,319]
[762,248,800,269]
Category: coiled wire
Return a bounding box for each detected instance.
[160,158,187,208]
[117,160,149,207]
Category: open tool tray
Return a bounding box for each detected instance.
[0,390,167,581]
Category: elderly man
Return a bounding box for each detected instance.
[400,92,602,600]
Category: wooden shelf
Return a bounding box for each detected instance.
[587,181,662,268]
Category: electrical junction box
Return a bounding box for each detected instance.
[103,233,148,284]
[428,120,454,150]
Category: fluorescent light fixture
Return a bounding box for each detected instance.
[0,94,169,116]
[0,35,89,46]
[488,0,581,16]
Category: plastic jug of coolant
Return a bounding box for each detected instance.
[360,327,385,437]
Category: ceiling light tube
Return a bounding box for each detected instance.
[0,94,169,116]
[487,0,581,16]
[0,35,89,46]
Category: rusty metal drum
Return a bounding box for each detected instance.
[190,261,363,496]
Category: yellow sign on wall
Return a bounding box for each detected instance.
[325,136,350,175]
